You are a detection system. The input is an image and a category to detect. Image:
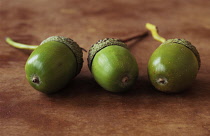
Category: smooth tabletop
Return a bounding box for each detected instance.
[0,0,210,135]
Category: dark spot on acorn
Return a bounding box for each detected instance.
[32,76,40,84]
[157,78,168,85]
[122,76,129,83]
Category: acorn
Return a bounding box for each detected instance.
[6,36,83,93]
[88,38,139,92]
[148,38,200,93]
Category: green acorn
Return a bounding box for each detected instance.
[25,36,83,93]
[6,36,83,94]
[148,38,200,93]
[88,38,139,92]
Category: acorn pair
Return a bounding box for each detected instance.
[24,36,138,94]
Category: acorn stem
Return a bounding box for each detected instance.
[121,31,148,43]
[5,37,38,50]
[146,23,166,43]
[81,47,87,52]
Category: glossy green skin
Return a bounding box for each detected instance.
[148,43,199,93]
[25,41,77,93]
[91,45,139,92]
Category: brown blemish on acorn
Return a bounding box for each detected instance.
[156,77,168,85]
[32,76,40,84]
[122,76,129,83]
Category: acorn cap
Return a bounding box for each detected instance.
[88,38,128,70]
[40,36,83,75]
[161,39,201,69]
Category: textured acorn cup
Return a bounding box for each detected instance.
[88,38,139,92]
[25,36,83,94]
[148,38,201,93]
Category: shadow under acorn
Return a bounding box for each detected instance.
[44,74,195,98]
[37,72,207,110]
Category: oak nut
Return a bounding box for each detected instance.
[25,36,83,94]
[148,39,200,93]
[88,38,139,92]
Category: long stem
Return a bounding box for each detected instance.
[6,24,163,50]
[145,23,166,43]
[5,37,38,50]
[121,31,148,43]
[5,37,88,52]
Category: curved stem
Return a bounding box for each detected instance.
[5,37,38,50]
[81,47,87,52]
[121,31,148,43]
[6,37,88,53]
[146,23,166,43]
